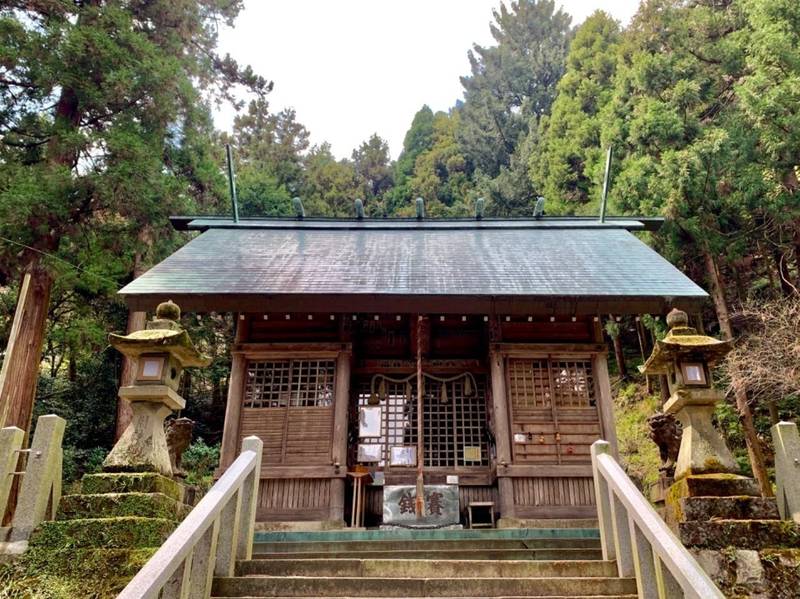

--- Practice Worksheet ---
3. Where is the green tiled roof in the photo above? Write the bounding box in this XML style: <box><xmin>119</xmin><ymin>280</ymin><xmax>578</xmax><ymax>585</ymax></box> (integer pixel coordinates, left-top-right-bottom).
<box><xmin>119</xmin><ymin>219</ymin><xmax>707</xmax><ymax>314</ymax></box>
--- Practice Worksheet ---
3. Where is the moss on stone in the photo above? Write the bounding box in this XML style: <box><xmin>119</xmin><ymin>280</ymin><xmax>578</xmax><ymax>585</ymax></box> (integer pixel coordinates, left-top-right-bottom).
<box><xmin>58</xmin><ymin>492</ymin><xmax>189</xmax><ymax>521</ymax></box>
<box><xmin>679</xmin><ymin>520</ymin><xmax>800</xmax><ymax>550</ymax></box>
<box><xmin>30</xmin><ymin>516</ymin><xmax>175</xmax><ymax>549</ymax></box>
<box><xmin>81</xmin><ymin>472</ymin><xmax>183</xmax><ymax>501</ymax></box>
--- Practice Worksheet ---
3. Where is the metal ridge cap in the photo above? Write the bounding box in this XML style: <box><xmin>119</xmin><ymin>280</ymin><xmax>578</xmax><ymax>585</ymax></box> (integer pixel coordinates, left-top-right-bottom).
<box><xmin>169</xmin><ymin>215</ymin><xmax>662</xmax><ymax>232</ymax></box>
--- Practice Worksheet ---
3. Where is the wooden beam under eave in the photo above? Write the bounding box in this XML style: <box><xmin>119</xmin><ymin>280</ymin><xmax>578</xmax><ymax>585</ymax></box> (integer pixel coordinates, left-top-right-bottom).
<box><xmin>120</xmin><ymin>292</ymin><xmax>706</xmax><ymax>318</ymax></box>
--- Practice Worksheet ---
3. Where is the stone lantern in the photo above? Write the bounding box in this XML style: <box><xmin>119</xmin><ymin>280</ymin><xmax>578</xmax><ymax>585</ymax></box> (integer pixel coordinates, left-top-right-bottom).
<box><xmin>640</xmin><ymin>308</ymin><xmax>736</xmax><ymax>481</ymax></box>
<box><xmin>103</xmin><ymin>301</ymin><xmax>210</xmax><ymax>476</ymax></box>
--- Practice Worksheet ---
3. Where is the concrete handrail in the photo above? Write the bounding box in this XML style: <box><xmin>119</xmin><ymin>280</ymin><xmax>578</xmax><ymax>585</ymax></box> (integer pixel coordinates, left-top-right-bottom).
<box><xmin>772</xmin><ymin>421</ymin><xmax>800</xmax><ymax>523</ymax></box>
<box><xmin>1</xmin><ymin>414</ymin><xmax>65</xmax><ymax>555</ymax></box>
<box><xmin>591</xmin><ymin>440</ymin><xmax>723</xmax><ymax>599</ymax></box>
<box><xmin>118</xmin><ymin>435</ymin><xmax>262</xmax><ymax>599</ymax></box>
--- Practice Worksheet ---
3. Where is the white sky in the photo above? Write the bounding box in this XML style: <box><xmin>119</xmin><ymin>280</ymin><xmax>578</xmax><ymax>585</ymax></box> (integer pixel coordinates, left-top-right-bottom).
<box><xmin>216</xmin><ymin>1</ymin><xmax>640</xmax><ymax>160</ymax></box>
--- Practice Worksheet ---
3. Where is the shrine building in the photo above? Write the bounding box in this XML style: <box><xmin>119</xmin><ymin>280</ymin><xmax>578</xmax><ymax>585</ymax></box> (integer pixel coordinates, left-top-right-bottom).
<box><xmin>119</xmin><ymin>214</ymin><xmax>707</xmax><ymax>526</ymax></box>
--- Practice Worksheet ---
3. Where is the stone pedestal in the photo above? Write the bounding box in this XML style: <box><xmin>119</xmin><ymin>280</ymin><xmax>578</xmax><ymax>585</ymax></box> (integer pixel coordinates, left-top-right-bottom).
<box><xmin>665</xmin><ymin>389</ymin><xmax>738</xmax><ymax>481</ymax></box>
<box><xmin>103</xmin><ymin>386</ymin><xmax>185</xmax><ymax>476</ymax></box>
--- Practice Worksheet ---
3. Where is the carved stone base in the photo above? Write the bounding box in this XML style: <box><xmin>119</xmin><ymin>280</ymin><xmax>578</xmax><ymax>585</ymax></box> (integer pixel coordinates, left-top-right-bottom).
<box><xmin>103</xmin><ymin>401</ymin><xmax>173</xmax><ymax>476</ymax></box>
<box><xmin>665</xmin><ymin>391</ymin><xmax>738</xmax><ymax>480</ymax></box>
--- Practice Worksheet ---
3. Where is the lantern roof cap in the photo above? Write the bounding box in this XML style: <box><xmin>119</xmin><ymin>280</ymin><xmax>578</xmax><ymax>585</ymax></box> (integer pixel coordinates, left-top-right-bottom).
<box><xmin>109</xmin><ymin>300</ymin><xmax>210</xmax><ymax>368</ymax></box>
<box><xmin>640</xmin><ymin>309</ymin><xmax>732</xmax><ymax>374</ymax></box>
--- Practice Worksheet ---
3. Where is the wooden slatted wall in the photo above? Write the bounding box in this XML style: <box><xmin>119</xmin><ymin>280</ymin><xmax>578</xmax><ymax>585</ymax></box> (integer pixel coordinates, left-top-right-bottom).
<box><xmin>256</xmin><ymin>478</ymin><xmax>331</xmax><ymax>521</ymax></box>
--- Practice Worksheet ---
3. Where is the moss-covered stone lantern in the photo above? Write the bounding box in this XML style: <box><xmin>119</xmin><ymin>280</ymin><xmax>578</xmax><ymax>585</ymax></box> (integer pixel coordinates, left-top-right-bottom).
<box><xmin>103</xmin><ymin>300</ymin><xmax>210</xmax><ymax>476</ymax></box>
<box><xmin>641</xmin><ymin>308</ymin><xmax>737</xmax><ymax>480</ymax></box>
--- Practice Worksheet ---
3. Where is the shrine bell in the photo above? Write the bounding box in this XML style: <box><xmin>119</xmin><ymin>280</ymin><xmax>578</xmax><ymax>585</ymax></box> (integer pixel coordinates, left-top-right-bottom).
<box><xmin>103</xmin><ymin>300</ymin><xmax>210</xmax><ymax>476</ymax></box>
<box><xmin>640</xmin><ymin>308</ymin><xmax>736</xmax><ymax>480</ymax></box>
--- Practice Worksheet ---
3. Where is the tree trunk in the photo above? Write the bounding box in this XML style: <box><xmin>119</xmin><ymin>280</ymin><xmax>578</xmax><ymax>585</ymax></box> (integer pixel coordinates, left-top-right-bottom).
<box><xmin>702</xmin><ymin>248</ymin><xmax>773</xmax><ymax>497</ymax></box>
<box><xmin>770</xmin><ymin>245</ymin><xmax>794</xmax><ymax>296</ymax></box>
<box><xmin>611</xmin><ymin>331</ymin><xmax>628</xmax><ymax>380</ymax></box>
<box><xmin>0</xmin><ymin>266</ymin><xmax>53</xmax><ymax>432</ymax></box>
<box><xmin>114</xmin><ymin>309</ymin><xmax>147</xmax><ymax>440</ymax></box>
<box><xmin>115</xmin><ymin>248</ymin><xmax>148</xmax><ymax>441</ymax></box>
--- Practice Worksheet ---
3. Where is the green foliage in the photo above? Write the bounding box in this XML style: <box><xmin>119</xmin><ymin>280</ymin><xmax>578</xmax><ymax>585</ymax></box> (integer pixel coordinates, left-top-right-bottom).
<box><xmin>530</xmin><ymin>11</ymin><xmax>621</xmax><ymax>214</ymax></box>
<box><xmin>458</xmin><ymin>0</ymin><xmax>573</xmax><ymax>178</ymax></box>
<box><xmin>181</xmin><ymin>438</ymin><xmax>220</xmax><ymax>489</ymax></box>
<box><xmin>62</xmin><ymin>447</ymin><xmax>107</xmax><ymax>484</ymax></box>
<box><xmin>614</xmin><ymin>383</ymin><xmax>661</xmax><ymax>490</ymax></box>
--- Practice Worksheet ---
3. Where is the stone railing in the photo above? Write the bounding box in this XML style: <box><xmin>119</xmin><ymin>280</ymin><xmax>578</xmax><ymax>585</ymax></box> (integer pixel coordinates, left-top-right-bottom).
<box><xmin>772</xmin><ymin>420</ymin><xmax>800</xmax><ymax>524</ymax></box>
<box><xmin>591</xmin><ymin>440</ymin><xmax>724</xmax><ymax>598</ymax></box>
<box><xmin>0</xmin><ymin>414</ymin><xmax>65</xmax><ymax>555</ymax></box>
<box><xmin>118</xmin><ymin>436</ymin><xmax>263</xmax><ymax>599</ymax></box>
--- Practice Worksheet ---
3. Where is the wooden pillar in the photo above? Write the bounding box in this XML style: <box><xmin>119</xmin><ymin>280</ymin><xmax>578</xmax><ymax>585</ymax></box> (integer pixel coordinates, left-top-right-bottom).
<box><xmin>489</xmin><ymin>347</ymin><xmax>514</xmax><ymax>518</ymax></box>
<box><xmin>114</xmin><ymin>309</ymin><xmax>147</xmax><ymax>440</ymax></box>
<box><xmin>330</xmin><ymin>346</ymin><xmax>351</xmax><ymax>522</ymax></box>
<box><xmin>593</xmin><ymin>352</ymin><xmax>619</xmax><ymax>458</ymax></box>
<box><xmin>219</xmin><ymin>317</ymin><xmax>247</xmax><ymax>470</ymax></box>
<box><xmin>0</xmin><ymin>268</ymin><xmax>52</xmax><ymax>432</ymax></box>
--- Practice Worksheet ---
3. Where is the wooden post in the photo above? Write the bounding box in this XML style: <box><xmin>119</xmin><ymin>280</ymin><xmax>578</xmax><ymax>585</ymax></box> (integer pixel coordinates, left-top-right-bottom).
<box><xmin>0</xmin><ymin>268</ymin><xmax>53</xmax><ymax>432</ymax></box>
<box><xmin>593</xmin><ymin>353</ymin><xmax>619</xmax><ymax>457</ymax></box>
<box><xmin>330</xmin><ymin>347</ymin><xmax>351</xmax><ymax>522</ymax></box>
<box><xmin>115</xmin><ymin>308</ymin><xmax>148</xmax><ymax>440</ymax></box>
<box><xmin>415</xmin><ymin>316</ymin><xmax>425</xmax><ymax>517</ymax></box>
<box><xmin>489</xmin><ymin>347</ymin><xmax>514</xmax><ymax>518</ymax></box>
<box><xmin>219</xmin><ymin>318</ymin><xmax>247</xmax><ymax>470</ymax></box>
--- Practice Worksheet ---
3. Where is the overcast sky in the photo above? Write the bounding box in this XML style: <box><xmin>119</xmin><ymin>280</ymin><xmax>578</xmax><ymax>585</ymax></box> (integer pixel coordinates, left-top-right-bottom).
<box><xmin>216</xmin><ymin>1</ymin><xmax>640</xmax><ymax>160</ymax></box>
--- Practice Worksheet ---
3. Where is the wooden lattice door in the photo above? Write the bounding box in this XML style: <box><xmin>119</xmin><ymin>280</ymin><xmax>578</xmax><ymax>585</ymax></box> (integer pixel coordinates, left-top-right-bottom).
<box><xmin>506</xmin><ymin>357</ymin><xmax>601</xmax><ymax>464</ymax></box>
<box><xmin>240</xmin><ymin>358</ymin><xmax>336</xmax><ymax>465</ymax></box>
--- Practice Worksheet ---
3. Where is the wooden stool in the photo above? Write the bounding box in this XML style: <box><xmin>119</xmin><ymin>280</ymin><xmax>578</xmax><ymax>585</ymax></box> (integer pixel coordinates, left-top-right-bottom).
<box><xmin>468</xmin><ymin>501</ymin><xmax>495</xmax><ymax>528</ymax></box>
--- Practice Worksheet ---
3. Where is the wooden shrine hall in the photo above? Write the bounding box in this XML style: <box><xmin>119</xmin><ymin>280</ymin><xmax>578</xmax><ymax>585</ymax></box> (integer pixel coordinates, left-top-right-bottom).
<box><xmin>119</xmin><ymin>215</ymin><xmax>707</xmax><ymax>526</ymax></box>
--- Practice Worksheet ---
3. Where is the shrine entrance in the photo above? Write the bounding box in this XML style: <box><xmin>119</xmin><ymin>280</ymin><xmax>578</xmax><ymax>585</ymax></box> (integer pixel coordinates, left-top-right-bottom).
<box><xmin>355</xmin><ymin>372</ymin><xmax>490</xmax><ymax>472</ymax></box>
<box><xmin>353</xmin><ymin>370</ymin><xmax>493</xmax><ymax>527</ymax></box>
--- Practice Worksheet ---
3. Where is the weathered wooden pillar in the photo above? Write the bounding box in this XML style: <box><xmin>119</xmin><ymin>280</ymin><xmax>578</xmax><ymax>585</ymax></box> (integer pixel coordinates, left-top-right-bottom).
<box><xmin>0</xmin><ymin>268</ymin><xmax>52</xmax><ymax>432</ymax></box>
<box><xmin>219</xmin><ymin>317</ymin><xmax>247</xmax><ymax>470</ymax></box>
<box><xmin>593</xmin><ymin>352</ymin><xmax>619</xmax><ymax>458</ymax></box>
<box><xmin>489</xmin><ymin>347</ymin><xmax>514</xmax><ymax>518</ymax></box>
<box><xmin>330</xmin><ymin>346</ymin><xmax>351</xmax><ymax>522</ymax></box>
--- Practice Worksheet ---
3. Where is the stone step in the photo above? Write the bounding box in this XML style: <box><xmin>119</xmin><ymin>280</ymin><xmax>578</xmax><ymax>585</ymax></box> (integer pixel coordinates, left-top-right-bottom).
<box><xmin>30</xmin><ymin>516</ymin><xmax>176</xmax><ymax>550</ymax></box>
<box><xmin>212</xmin><ymin>576</ymin><xmax>638</xmax><ymax>597</ymax></box>
<box><xmin>254</xmin><ymin>527</ymin><xmax>599</xmax><ymax>543</ymax></box>
<box><xmin>252</xmin><ymin>548</ymin><xmax>603</xmax><ymax>561</ymax></box>
<box><xmin>680</xmin><ymin>496</ymin><xmax>780</xmax><ymax>521</ymax></box>
<box><xmin>81</xmin><ymin>472</ymin><xmax>184</xmax><ymax>501</ymax></box>
<box><xmin>57</xmin><ymin>492</ymin><xmax>191</xmax><ymax>521</ymax></box>
<box><xmin>238</xmin><ymin>558</ymin><xmax>618</xmax><ymax>578</ymax></box>
<box><xmin>253</xmin><ymin>538</ymin><xmax>600</xmax><ymax>554</ymax></box>
<box><xmin>668</xmin><ymin>474</ymin><xmax>759</xmax><ymax>499</ymax></box>
<box><xmin>679</xmin><ymin>519</ymin><xmax>800</xmax><ymax>549</ymax></box>
<box><xmin>213</xmin><ymin>596</ymin><xmax>638</xmax><ymax>599</ymax></box>
<box><xmin>18</xmin><ymin>546</ymin><xmax>156</xmax><ymax>578</ymax></box>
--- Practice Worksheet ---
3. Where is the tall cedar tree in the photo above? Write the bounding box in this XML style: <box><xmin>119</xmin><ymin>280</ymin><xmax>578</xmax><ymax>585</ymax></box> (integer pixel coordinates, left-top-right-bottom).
<box><xmin>0</xmin><ymin>1</ymin><xmax>269</xmax><ymax>432</ymax></box>
<box><xmin>529</xmin><ymin>11</ymin><xmax>621</xmax><ymax>214</ymax></box>
<box><xmin>458</xmin><ymin>0</ymin><xmax>572</xmax><ymax>181</ymax></box>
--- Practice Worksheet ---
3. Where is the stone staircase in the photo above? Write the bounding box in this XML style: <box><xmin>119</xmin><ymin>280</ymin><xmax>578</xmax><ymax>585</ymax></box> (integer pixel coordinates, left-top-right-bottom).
<box><xmin>211</xmin><ymin>528</ymin><xmax>637</xmax><ymax>598</ymax></box>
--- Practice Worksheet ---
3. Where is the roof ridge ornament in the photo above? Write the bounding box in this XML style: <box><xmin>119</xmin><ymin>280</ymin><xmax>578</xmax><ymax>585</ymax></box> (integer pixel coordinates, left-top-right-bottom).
<box><xmin>533</xmin><ymin>196</ymin><xmax>545</xmax><ymax>219</ymax></box>
<box><xmin>475</xmin><ymin>197</ymin><xmax>485</xmax><ymax>220</ymax></box>
<box><xmin>355</xmin><ymin>198</ymin><xmax>365</xmax><ymax>220</ymax></box>
<box><xmin>292</xmin><ymin>197</ymin><xmax>305</xmax><ymax>220</ymax></box>
<box><xmin>415</xmin><ymin>197</ymin><xmax>425</xmax><ymax>220</ymax></box>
